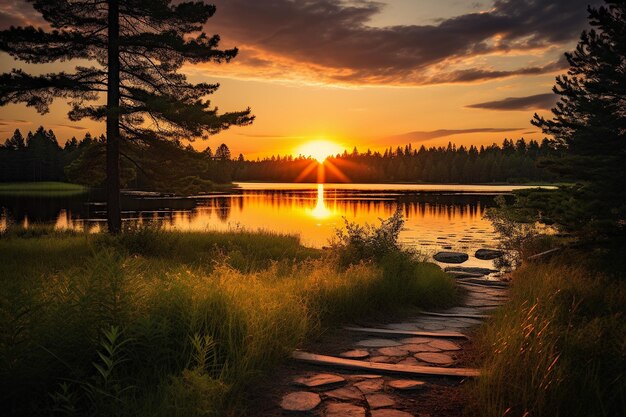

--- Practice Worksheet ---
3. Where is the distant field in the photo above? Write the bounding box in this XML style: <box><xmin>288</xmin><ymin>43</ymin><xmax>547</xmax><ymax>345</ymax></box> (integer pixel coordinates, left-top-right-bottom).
<box><xmin>0</xmin><ymin>181</ymin><xmax>87</xmax><ymax>196</ymax></box>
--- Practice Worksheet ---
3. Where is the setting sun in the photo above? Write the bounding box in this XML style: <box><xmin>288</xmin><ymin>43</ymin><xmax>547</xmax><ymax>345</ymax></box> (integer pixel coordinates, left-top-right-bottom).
<box><xmin>296</xmin><ymin>140</ymin><xmax>344</xmax><ymax>163</ymax></box>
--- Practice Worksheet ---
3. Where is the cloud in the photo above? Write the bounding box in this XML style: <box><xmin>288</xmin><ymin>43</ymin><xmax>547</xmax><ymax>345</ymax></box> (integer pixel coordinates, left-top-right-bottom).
<box><xmin>0</xmin><ymin>118</ymin><xmax>31</xmax><ymax>126</ymax></box>
<box><xmin>203</xmin><ymin>0</ymin><xmax>597</xmax><ymax>85</ymax></box>
<box><xmin>387</xmin><ymin>127</ymin><xmax>526</xmax><ymax>142</ymax></box>
<box><xmin>236</xmin><ymin>133</ymin><xmax>304</xmax><ymax>139</ymax></box>
<box><xmin>467</xmin><ymin>93</ymin><xmax>558</xmax><ymax>110</ymax></box>
<box><xmin>1</xmin><ymin>0</ymin><xmax>598</xmax><ymax>86</ymax></box>
<box><xmin>51</xmin><ymin>124</ymin><xmax>87</xmax><ymax>130</ymax></box>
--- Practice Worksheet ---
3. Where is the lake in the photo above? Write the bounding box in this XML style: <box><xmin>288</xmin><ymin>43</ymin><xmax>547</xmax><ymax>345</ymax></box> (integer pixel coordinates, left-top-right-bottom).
<box><xmin>0</xmin><ymin>182</ymin><xmax>541</xmax><ymax>262</ymax></box>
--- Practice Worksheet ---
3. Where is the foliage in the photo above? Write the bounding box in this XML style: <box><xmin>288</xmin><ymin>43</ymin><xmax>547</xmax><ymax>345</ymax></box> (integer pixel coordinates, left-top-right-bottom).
<box><xmin>330</xmin><ymin>209</ymin><xmax>405</xmax><ymax>266</ymax></box>
<box><xmin>472</xmin><ymin>257</ymin><xmax>626</xmax><ymax>417</ymax></box>
<box><xmin>0</xmin><ymin>229</ymin><xmax>456</xmax><ymax>416</ymax></box>
<box><xmin>530</xmin><ymin>0</ymin><xmax>626</xmax><ymax>239</ymax></box>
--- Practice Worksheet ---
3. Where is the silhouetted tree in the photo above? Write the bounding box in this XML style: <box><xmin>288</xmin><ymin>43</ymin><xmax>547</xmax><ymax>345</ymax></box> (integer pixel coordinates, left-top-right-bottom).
<box><xmin>215</xmin><ymin>143</ymin><xmax>231</xmax><ymax>160</ymax></box>
<box><xmin>0</xmin><ymin>0</ymin><xmax>253</xmax><ymax>232</ymax></box>
<box><xmin>530</xmin><ymin>0</ymin><xmax>625</xmax><ymax>238</ymax></box>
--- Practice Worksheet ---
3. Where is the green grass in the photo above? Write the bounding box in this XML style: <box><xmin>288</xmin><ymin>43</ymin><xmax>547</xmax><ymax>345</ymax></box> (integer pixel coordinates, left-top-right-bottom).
<box><xmin>0</xmin><ymin>181</ymin><xmax>88</xmax><ymax>196</ymax></box>
<box><xmin>0</xmin><ymin>228</ymin><xmax>456</xmax><ymax>417</ymax></box>
<box><xmin>471</xmin><ymin>256</ymin><xmax>626</xmax><ymax>417</ymax></box>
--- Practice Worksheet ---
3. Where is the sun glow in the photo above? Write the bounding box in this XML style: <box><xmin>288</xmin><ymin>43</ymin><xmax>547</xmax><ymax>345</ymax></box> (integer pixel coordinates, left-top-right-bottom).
<box><xmin>296</xmin><ymin>140</ymin><xmax>343</xmax><ymax>163</ymax></box>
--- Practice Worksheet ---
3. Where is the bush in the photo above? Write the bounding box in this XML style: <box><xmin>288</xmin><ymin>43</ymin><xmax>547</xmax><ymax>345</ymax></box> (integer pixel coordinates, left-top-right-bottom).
<box><xmin>330</xmin><ymin>209</ymin><xmax>405</xmax><ymax>266</ymax></box>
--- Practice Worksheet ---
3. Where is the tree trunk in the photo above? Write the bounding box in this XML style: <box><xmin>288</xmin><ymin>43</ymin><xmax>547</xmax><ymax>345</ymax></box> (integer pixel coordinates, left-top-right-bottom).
<box><xmin>106</xmin><ymin>0</ymin><xmax>121</xmax><ymax>233</ymax></box>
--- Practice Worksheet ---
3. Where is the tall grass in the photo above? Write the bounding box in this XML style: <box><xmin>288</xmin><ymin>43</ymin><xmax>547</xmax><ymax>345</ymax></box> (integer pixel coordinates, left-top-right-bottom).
<box><xmin>472</xmin><ymin>257</ymin><xmax>626</xmax><ymax>417</ymax></box>
<box><xmin>0</xmin><ymin>227</ymin><xmax>455</xmax><ymax>416</ymax></box>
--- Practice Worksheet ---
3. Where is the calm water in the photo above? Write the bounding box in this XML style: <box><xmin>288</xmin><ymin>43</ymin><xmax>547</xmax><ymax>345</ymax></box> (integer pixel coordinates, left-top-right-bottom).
<box><xmin>0</xmin><ymin>183</ymin><xmax>543</xmax><ymax>262</ymax></box>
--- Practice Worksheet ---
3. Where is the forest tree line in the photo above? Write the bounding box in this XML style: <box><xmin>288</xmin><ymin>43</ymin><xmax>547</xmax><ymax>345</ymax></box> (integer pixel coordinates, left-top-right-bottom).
<box><xmin>1</xmin><ymin>126</ymin><xmax>558</xmax><ymax>190</ymax></box>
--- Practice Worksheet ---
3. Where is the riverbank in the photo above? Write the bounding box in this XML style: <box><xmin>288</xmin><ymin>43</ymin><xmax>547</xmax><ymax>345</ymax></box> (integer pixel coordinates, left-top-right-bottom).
<box><xmin>0</xmin><ymin>228</ymin><xmax>457</xmax><ymax>417</ymax></box>
<box><xmin>0</xmin><ymin>181</ymin><xmax>87</xmax><ymax>196</ymax></box>
<box><xmin>471</xmin><ymin>251</ymin><xmax>626</xmax><ymax>417</ymax></box>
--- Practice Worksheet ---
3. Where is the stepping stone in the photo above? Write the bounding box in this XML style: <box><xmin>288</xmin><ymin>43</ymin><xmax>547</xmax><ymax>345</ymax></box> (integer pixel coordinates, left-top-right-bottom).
<box><xmin>414</xmin><ymin>352</ymin><xmax>455</xmax><ymax>366</ymax></box>
<box><xmin>434</xmin><ymin>251</ymin><xmax>469</xmax><ymax>264</ymax></box>
<box><xmin>396</xmin><ymin>357</ymin><xmax>420</xmax><ymax>366</ymax></box>
<box><xmin>340</xmin><ymin>349</ymin><xmax>370</xmax><ymax>359</ymax></box>
<box><xmin>371</xmin><ymin>410</ymin><xmax>414</xmax><ymax>417</ymax></box>
<box><xmin>325</xmin><ymin>402</ymin><xmax>366</xmax><ymax>417</ymax></box>
<box><xmin>350</xmin><ymin>374</ymin><xmax>383</xmax><ymax>380</ymax></box>
<box><xmin>325</xmin><ymin>386</ymin><xmax>364</xmax><ymax>402</ymax></box>
<box><xmin>387</xmin><ymin>380</ymin><xmax>426</xmax><ymax>391</ymax></box>
<box><xmin>428</xmin><ymin>340</ymin><xmax>461</xmax><ymax>351</ymax></box>
<box><xmin>354</xmin><ymin>378</ymin><xmax>385</xmax><ymax>393</ymax></box>
<box><xmin>475</xmin><ymin>249</ymin><xmax>504</xmax><ymax>260</ymax></box>
<box><xmin>366</xmin><ymin>393</ymin><xmax>396</xmax><ymax>409</ymax></box>
<box><xmin>294</xmin><ymin>373</ymin><xmax>345</xmax><ymax>388</ymax></box>
<box><xmin>280</xmin><ymin>391</ymin><xmax>321</xmax><ymax>412</ymax></box>
<box><xmin>402</xmin><ymin>343</ymin><xmax>441</xmax><ymax>353</ymax></box>
<box><xmin>377</xmin><ymin>346</ymin><xmax>410</xmax><ymax>357</ymax></box>
<box><xmin>447</xmin><ymin>271</ymin><xmax>485</xmax><ymax>279</ymax></box>
<box><xmin>356</xmin><ymin>338</ymin><xmax>402</xmax><ymax>348</ymax></box>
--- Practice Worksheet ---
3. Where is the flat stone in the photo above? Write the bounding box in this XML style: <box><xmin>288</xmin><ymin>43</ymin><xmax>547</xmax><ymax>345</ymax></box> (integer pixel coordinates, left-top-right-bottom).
<box><xmin>356</xmin><ymin>339</ymin><xmax>402</xmax><ymax>348</ymax></box>
<box><xmin>325</xmin><ymin>386</ymin><xmax>364</xmax><ymax>402</ymax></box>
<box><xmin>446</xmin><ymin>271</ymin><xmax>485</xmax><ymax>279</ymax></box>
<box><xmin>354</xmin><ymin>378</ymin><xmax>385</xmax><ymax>393</ymax></box>
<box><xmin>366</xmin><ymin>393</ymin><xmax>396</xmax><ymax>409</ymax></box>
<box><xmin>371</xmin><ymin>410</ymin><xmax>414</xmax><ymax>417</ymax></box>
<box><xmin>396</xmin><ymin>357</ymin><xmax>420</xmax><ymax>366</ymax></box>
<box><xmin>403</xmin><ymin>344</ymin><xmax>441</xmax><ymax>353</ymax></box>
<box><xmin>377</xmin><ymin>346</ymin><xmax>410</xmax><ymax>357</ymax></box>
<box><xmin>433</xmin><ymin>251</ymin><xmax>469</xmax><ymax>264</ymax></box>
<box><xmin>280</xmin><ymin>391</ymin><xmax>321</xmax><ymax>412</ymax></box>
<box><xmin>475</xmin><ymin>249</ymin><xmax>504</xmax><ymax>260</ymax></box>
<box><xmin>325</xmin><ymin>402</ymin><xmax>366</xmax><ymax>417</ymax></box>
<box><xmin>414</xmin><ymin>352</ymin><xmax>455</xmax><ymax>366</ymax></box>
<box><xmin>428</xmin><ymin>340</ymin><xmax>462</xmax><ymax>351</ymax></box>
<box><xmin>340</xmin><ymin>349</ymin><xmax>370</xmax><ymax>359</ymax></box>
<box><xmin>350</xmin><ymin>374</ymin><xmax>383</xmax><ymax>380</ymax></box>
<box><xmin>294</xmin><ymin>373</ymin><xmax>345</xmax><ymax>388</ymax></box>
<box><xmin>387</xmin><ymin>379</ymin><xmax>426</xmax><ymax>391</ymax></box>
<box><xmin>402</xmin><ymin>343</ymin><xmax>440</xmax><ymax>353</ymax></box>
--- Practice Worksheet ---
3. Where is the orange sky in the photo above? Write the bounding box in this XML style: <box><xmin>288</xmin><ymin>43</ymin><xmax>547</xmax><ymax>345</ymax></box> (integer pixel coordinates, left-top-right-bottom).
<box><xmin>0</xmin><ymin>0</ymin><xmax>594</xmax><ymax>159</ymax></box>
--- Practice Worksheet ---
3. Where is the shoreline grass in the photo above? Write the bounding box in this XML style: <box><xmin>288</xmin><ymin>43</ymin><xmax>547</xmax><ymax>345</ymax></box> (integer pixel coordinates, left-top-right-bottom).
<box><xmin>0</xmin><ymin>228</ymin><xmax>457</xmax><ymax>417</ymax></box>
<box><xmin>0</xmin><ymin>181</ymin><xmax>88</xmax><ymax>197</ymax></box>
<box><xmin>471</xmin><ymin>254</ymin><xmax>626</xmax><ymax>417</ymax></box>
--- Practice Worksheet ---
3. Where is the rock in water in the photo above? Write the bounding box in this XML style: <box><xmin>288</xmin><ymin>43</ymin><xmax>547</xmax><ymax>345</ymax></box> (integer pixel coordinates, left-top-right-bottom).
<box><xmin>475</xmin><ymin>249</ymin><xmax>504</xmax><ymax>260</ymax></box>
<box><xmin>280</xmin><ymin>392</ymin><xmax>321</xmax><ymax>412</ymax></box>
<box><xmin>433</xmin><ymin>251</ymin><xmax>469</xmax><ymax>264</ymax></box>
<box><xmin>387</xmin><ymin>379</ymin><xmax>426</xmax><ymax>391</ymax></box>
<box><xmin>444</xmin><ymin>266</ymin><xmax>498</xmax><ymax>275</ymax></box>
<box><xmin>325</xmin><ymin>403</ymin><xmax>366</xmax><ymax>417</ymax></box>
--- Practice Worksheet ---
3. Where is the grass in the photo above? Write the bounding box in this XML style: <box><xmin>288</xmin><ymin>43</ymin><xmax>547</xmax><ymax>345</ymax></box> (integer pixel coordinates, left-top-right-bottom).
<box><xmin>0</xmin><ymin>227</ymin><xmax>456</xmax><ymax>417</ymax></box>
<box><xmin>471</xmin><ymin>254</ymin><xmax>626</xmax><ymax>417</ymax></box>
<box><xmin>0</xmin><ymin>181</ymin><xmax>88</xmax><ymax>196</ymax></box>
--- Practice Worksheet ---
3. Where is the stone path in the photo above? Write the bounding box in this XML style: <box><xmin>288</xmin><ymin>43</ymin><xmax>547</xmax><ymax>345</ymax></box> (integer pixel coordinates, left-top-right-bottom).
<box><xmin>275</xmin><ymin>266</ymin><xmax>510</xmax><ymax>416</ymax></box>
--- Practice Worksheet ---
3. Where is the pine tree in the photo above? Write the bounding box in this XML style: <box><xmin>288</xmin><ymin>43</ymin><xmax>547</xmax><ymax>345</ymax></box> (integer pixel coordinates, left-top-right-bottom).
<box><xmin>531</xmin><ymin>0</ymin><xmax>625</xmax><ymax>238</ymax></box>
<box><xmin>0</xmin><ymin>0</ymin><xmax>253</xmax><ymax>232</ymax></box>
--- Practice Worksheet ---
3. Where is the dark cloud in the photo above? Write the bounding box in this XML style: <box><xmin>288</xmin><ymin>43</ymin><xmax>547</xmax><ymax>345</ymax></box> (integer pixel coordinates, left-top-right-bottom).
<box><xmin>387</xmin><ymin>127</ymin><xmax>526</xmax><ymax>142</ymax></box>
<box><xmin>208</xmin><ymin>0</ymin><xmax>597</xmax><ymax>84</ymax></box>
<box><xmin>52</xmin><ymin>124</ymin><xmax>87</xmax><ymax>130</ymax></box>
<box><xmin>467</xmin><ymin>93</ymin><xmax>558</xmax><ymax>110</ymax></box>
<box><xmin>1</xmin><ymin>0</ymin><xmax>598</xmax><ymax>85</ymax></box>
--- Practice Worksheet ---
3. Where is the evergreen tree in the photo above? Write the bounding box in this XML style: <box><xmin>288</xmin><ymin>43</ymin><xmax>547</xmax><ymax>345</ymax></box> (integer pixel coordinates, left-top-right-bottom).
<box><xmin>0</xmin><ymin>0</ymin><xmax>253</xmax><ymax>232</ymax></box>
<box><xmin>531</xmin><ymin>0</ymin><xmax>625</xmax><ymax>238</ymax></box>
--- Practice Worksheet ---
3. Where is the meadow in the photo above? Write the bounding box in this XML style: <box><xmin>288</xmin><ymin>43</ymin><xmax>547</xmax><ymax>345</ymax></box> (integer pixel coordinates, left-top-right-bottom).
<box><xmin>0</xmin><ymin>225</ymin><xmax>457</xmax><ymax>416</ymax></box>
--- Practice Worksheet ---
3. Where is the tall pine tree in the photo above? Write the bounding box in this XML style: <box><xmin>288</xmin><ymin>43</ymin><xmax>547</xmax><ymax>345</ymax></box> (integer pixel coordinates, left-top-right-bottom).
<box><xmin>0</xmin><ymin>0</ymin><xmax>253</xmax><ymax>232</ymax></box>
<box><xmin>530</xmin><ymin>0</ymin><xmax>625</xmax><ymax>239</ymax></box>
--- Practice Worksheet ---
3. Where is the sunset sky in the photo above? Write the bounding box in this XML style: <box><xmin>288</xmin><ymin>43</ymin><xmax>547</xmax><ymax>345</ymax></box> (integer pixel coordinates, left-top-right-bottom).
<box><xmin>0</xmin><ymin>0</ymin><xmax>597</xmax><ymax>159</ymax></box>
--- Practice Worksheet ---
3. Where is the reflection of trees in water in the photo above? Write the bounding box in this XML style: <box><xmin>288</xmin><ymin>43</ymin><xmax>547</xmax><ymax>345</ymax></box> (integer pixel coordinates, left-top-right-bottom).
<box><xmin>239</xmin><ymin>190</ymin><xmax>493</xmax><ymax>220</ymax></box>
<box><xmin>212</xmin><ymin>197</ymin><xmax>231</xmax><ymax>222</ymax></box>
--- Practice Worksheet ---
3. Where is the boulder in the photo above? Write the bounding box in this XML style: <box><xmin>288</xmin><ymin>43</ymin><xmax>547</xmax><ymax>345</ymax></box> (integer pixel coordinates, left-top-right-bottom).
<box><xmin>433</xmin><ymin>251</ymin><xmax>469</xmax><ymax>264</ymax></box>
<box><xmin>475</xmin><ymin>249</ymin><xmax>504</xmax><ymax>260</ymax></box>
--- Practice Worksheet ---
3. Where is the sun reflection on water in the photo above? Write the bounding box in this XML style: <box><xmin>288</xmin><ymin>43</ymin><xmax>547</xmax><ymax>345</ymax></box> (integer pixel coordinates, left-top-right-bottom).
<box><xmin>309</xmin><ymin>184</ymin><xmax>333</xmax><ymax>219</ymax></box>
